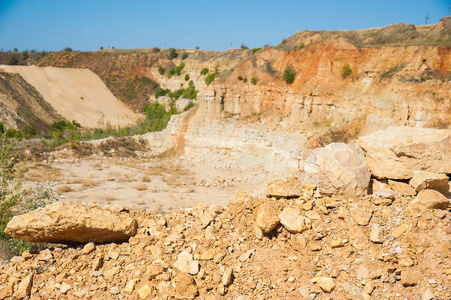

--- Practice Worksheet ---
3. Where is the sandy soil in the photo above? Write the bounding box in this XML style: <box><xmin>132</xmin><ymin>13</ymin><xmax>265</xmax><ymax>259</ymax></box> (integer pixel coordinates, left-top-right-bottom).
<box><xmin>0</xmin><ymin>65</ymin><xmax>139</xmax><ymax>128</ymax></box>
<box><xmin>23</xmin><ymin>153</ymin><xmax>283</xmax><ymax>213</ymax></box>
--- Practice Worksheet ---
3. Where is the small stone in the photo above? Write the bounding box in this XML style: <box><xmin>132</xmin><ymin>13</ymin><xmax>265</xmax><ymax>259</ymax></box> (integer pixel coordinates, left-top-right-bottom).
<box><xmin>254</xmin><ymin>225</ymin><xmax>264</xmax><ymax>240</ymax></box>
<box><xmin>279</xmin><ymin>207</ymin><xmax>307</xmax><ymax>233</ymax></box>
<box><xmin>138</xmin><ymin>284</ymin><xmax>152</xmax><ymax>299</ymax></box>
<box><xmin>189</xmin><ymin>261</ymin><xmax>199</xmax><ymax>275</ymax></box>
<box><xmin>222</xmin><ymin>267</ymin><xmax>233</xmax><ymax>286</ymax></box>
<box><xmin>92</xmin><ymin>270</ymin><xmax>102</xmax><ymax>277</ymax></box>
<box><xmin>331</xmin><ymin>238</ymin><xmax>345</xmax><ymax>248</ymax></box>
<box><xmin>408</xmin><ymin>189</ymin><xmax>450</xmax><ymax>213</ymax></box>
<box><xmin>218</xmin><ymin>284</ymin><xmax>226</xmax><ymax>296</ymax></box>
<box><xmin>256</xmin><ymin>203</ymin><xmax>280</xmax><ymax>234</ymax></box>
<box><xmin>422</xmin><ymin>288</ymin><xmax>435</xmax><ymax>300</ymax></box>
<box><xmin>173</xmin><ymin>272</ymin><xmax>198</xmax><ymax>300</ymax></box>
<box><xmin>239</xmin><ymin>249</ymin><xmax>255</xmax><ymax>262</ymax></box>
<box><xmin>370</xmin><ymin>223</ymin><xmax>384</xmax><ymax>243</ymax></box>
<box><xmin>288</xmin><ymin>276</ymin><xmax>295</xmax><ymax>283</ymax></box>
<box><xmin>200</xmin><ymin>249</ymin><xmax>216</xmax><ymax>260</ymax></box>
<box><xmin>392</xmin><ymin>223</ymin><xmax>410</xmax><ymax>238</ymax></box>
<box><xmin>0</xmin><ymin>280</ymin><xmax>15</xmax><ymax>299</ymax></box>
<box><xmin>60</xmin><ymin>282</ymin><xmax>71</xmax><ymax>294</ymax></box>
<box><xmin>145</xmin><ymin>264</ymin><xmax>164</xmax><ymax>280</ymax></box>
<box><xmin>388</xmin><ymin>180</ymin><xmax>416</xmax><ymax>196</ymax></box>
<box><xmin>263</xmin><ymin>178</ymin><xmax>301</xmax><ymax>198</ymax></box>
<box><xmin>174</xmin><ymin>250</ymin><xmax>194</xmax><ymax>273</ymax></box>
<box><xmin>125</xmin><ymin>279</ymin><xmax>138</xmax><ymax>293</ymax></box>
<box><xmin>82</xmin><ymin>242</ymin><xmax>96</xmax><ymax>255</ymax></box>
<box><xmin>401</xmin><ymin>270</ymin><xmax>423</xmax><ymax>287</ymax></box>
<box><xmin>37</xmin><ymin>249</ymin><xmax>53</xmax><ymax>261</ymax></box>
<box><xmin>110</xmin><ymin>286</ymin><xmax>120</xmax><ymax>295</ymax></box>
<box><xmin>92</xmin><ymin>257</ymin><xmax>103</xmax><ymax>271</ymax></box>
<box><xmin>363</xmin><ymin>281</ymin><xmax>375</xmax><ymax>295</ymax></box>
<box><xmin>313</xmin><ymin>277</ymin><xmax>335</xmax><ymax>293</ymax></box>
<box><xmin>350</xmin><ymin>207</ymin><xmax>373</xmax><ymax>226</ymax></box>
<box><xmin>342</xmin><ymin>283</ymin><xmax>363</xmax><ymax>299</ymax></box>
<box><xmin>21</xmin><ymin>250</ymin><xmax>32</xmax><ymax>260</ymax></box>
<box><xmin>108</xmin><ymin>249</ymin><xmax>119</xmax><ymax>260</ymax></box>
<box><xmin>12</xmin><ymin>274</ymin><xmax>33</xmax><ymax>299</ymax></box>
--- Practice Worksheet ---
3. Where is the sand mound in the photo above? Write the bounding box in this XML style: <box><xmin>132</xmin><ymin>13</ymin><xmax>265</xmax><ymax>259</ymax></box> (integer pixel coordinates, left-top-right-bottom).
<box><xmin>0</xmin><ymin>65</ymin><xmax>139</xmax><ymax>128</ymax></box>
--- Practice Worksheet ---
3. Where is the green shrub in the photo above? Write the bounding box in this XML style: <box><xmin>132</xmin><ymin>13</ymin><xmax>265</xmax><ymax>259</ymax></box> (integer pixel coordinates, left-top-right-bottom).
<box><xmin>204</xmin><ymin>73</ymin><xmax>217</xmax><ymax>85</ymax></box>
<box><xmin>158</xmin><ymin>66</ymin><xmax>165</xmax><ymax>75</ymax></box>
<box><xmin>283</xmin><ymin>64</ymin><xmax>296</xmax><ymax>84</ymax></box>
<box><xmin>241</xmin><ymin>44</ymin><xmax>249</xmax><ymax>50</ymax></box>
<box><xmin>18</xmin><ymin>61</ymin><xmax>27</xmax><ymax>66</ymax></box>
<box><xmin>6</xmin><ymin>57</ymin><xmax>18</xmax><ymax>65</ymax></box>
<box><xmin>63</xmin><ymin>47</ymin><xmax>73</xmax><ymax>52</ymax></box>
<box><xmin>341</xmin><ymin>64</ymin><xmax>352</xmax><ymax>79</ymax></box>
<box><xmin>20</xmin><ymin>51</ymin><xmax>28</xmax><ymax>61</ymax></box>
<box><xmin>152</xmin><ymin>47</ymin><xmax>161</xmax><ymax>53</ymax></box>
<box><xmin>100</xmin><ymin>46</ymin><xmax>104</xmax><ymax>50</ymax></box>
<box><xmin>243</xmin><ymin>77</ymin><xmax>248</xmax><ymax>83</ymax></box>
<box><xmin>252</xmin><ymin>48</ymin><xmax>261</xmax><ymax>54</ymax></box>
<box><xmin>168</xmin><ymin>48</ymin><xmax>178</xmax><ymax>59</ymax></box>
<box><xmin>184</xmin><ymin>101</ymin><xmax>196</xmax><ymax>111</ymax></box>
<box><xmin>250</xmin><ymin>76</ymin><xmax>259</xmax><ymax>85</ymax></box>
<box><xmin>237</xmin><ymin>75</ymin><xmax>243</xmax><ymax>81</ymax></box>
<box><xmin>155</xmin><ymin>88</ymin><xmax>170</xmax><ymax>98</ymax></box>
<box><xmin>200</xmin><ymin>67</ymin><xmax>209</xmax><ymax>76</ymax></box>
<box><xmin>184</xmin><ymin>74</ymin><xmax>190</xmax><ymax>81</ymax></box>
<box><xmin>13</xmin><ymin>48</ymin><xmax>18</xmax><ymax>52</ymax></box>
<box><xmin>181</xmin><ymin>52</ymin><xmax>188</xmax><ymax>60</ymax></box>
<box><xmin>195</xmin><ymin>46</ymin><xmax>200</xmax><ymax>50</ymax></box>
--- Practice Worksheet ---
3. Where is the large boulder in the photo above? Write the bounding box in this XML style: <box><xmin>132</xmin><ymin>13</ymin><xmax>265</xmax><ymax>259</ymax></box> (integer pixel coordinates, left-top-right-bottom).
<box><xmin>358</xmin><ymin>127</ymin><xmax>451</xmax><ymax>180</ymax></box>
<box><xmin>5</xmin><ymin>202</ymin><xmax>138</xmax><ymax>244</ymax></box>
<box><xmin>304</xmin><ymin>143</ymin><xmax>371</xmax><ymax>198</ymax></box>
<box><xmin>409</xmin><ymin>171</ymin><xmax>449</xmax><ymax>196</ymax></box>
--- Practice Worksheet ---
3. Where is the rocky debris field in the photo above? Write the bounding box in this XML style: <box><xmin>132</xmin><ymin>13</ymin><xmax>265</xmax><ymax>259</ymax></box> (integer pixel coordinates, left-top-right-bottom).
<box><xmin>1</xmin><ymin>179</ymin><xmax>450</xmax><ymax>300</ymax></box>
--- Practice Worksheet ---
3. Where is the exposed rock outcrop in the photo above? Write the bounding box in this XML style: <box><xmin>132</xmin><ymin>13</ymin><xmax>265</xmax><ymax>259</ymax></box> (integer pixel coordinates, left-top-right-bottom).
<box><xmin>5</xmin><ymin>202</ymin><xmax>138</xmax><ymax>243</ymax></box>
<box><xmin>359</xmin><ymin>127</ymin><xmax>451</xmax><ymax>180</ymax></box>
<box><xmin>304</xmin><ymin>143</ymin><xmax>371</xmax><ymax>198</ymax></box>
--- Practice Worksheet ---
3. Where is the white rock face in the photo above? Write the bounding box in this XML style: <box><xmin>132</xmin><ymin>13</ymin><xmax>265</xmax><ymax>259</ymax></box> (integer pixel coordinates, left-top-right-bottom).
<box><xmin>304</xmin><ymin>143</ymin><xmax>371</xmax><ymax>198</ymax></box>
<box><xmin>358</xmin><ymin>127</ymin><xmax>451</xmax><ymax>180</ymax></box>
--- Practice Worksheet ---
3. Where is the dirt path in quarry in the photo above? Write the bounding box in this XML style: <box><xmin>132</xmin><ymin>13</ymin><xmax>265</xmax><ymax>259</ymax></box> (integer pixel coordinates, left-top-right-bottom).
<box><xmin>0</xmin><ymin>65</ymin><xmax>139</xmax><ymax>128</ymax></box>
<box><xmin>22</xmin><ymin>151</ymin><xmax>284</xmax><ymax>213</ymax></box>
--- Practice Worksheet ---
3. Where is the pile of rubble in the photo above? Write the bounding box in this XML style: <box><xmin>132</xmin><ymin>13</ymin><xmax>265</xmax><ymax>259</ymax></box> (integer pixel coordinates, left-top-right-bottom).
<box><xmin>1</xmin><ymin>176</ymin><xmax>450</xmax><ymax>299</ymax></box>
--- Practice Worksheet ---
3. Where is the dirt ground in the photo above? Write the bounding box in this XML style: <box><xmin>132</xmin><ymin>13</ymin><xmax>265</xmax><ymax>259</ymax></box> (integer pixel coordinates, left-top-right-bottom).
<box><xmin>23</xmin><ymin>151</ymin><xmax>283</xmax><ymax>214</ymax></box>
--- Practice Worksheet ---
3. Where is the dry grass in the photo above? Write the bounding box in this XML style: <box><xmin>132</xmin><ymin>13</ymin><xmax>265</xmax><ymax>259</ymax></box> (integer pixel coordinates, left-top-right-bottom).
<box><xmin>141</xmin><ymin>175</ymin><xmax>151</xmax><ymax>182</ymax></box>
<box><xmin>82</xmin><ymin>179</ymin><xmax>101</xmax><ymax>188</ymax></box>
<box><xmin>104</xmin><ymin>195</ymin><xmax>116</xmax><ymax>202</ymax></box>
<box><xmin>135</xmin><ymin>183</ymin><xmax>147</xmax><ymax>191</ymax></box>
<box><xmin>57</xmin><ymin>185</ymin><xmax>73</xmax><ymax>193</ymax></box>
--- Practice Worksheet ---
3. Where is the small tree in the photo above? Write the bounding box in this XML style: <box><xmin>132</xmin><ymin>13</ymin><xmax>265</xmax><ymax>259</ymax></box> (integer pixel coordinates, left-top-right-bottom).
<box><xmin>152</xmin><ymin>47</ymin><xmax>160</xmax><ymax>53</ymax></box>
<box><xmin>63</xmin><ymin>47</ymin><xmax>73</xmax><ymax>52</ymax></box>
<box><xmin>6</xmin><ymin>57</ymin><xmax>18</xmax><ymax>65</ymax></box>
<box><xmin>200</xmin><ymin>67</ymin><xmax>209</xmax><ymax>76</ymax></box>
<box><xmin>168</xmin><ymin>48</ymin><xmax>178</xmax><ymax>59</ymax></box>
<box><xmin>181</xmin><ymin>52</ymin><xmax>188</xmax><ymax>60</ymax></box>
<box><xmin>283</xmin><ymin>64</ymin><xmax>296</xmax><ymax>84</ymax></box>
<box><xmin>184</xmin><ymin>74</ymin><xmax>190</xmax><ymax>81</ymax></box>
<box><xmin>241</xmin><ymin>44</ymin><xmax>249</xmax><ymax>50</ymax></box>
<box><xmin>250</xmin><ymin>76</ymin><xmax>259</xmax><ymax>85</ymax></box>
<box><xmin>341</xmin><ymin>64</ymin><xmax>352</xmax><ymax>79</ymax></box>
<box><xmin>158</xmin><ymin>66</ymin><xmax>165</xmax><ymax>75</ymax></box>
<box><xmin>100</xmin><ymin>46</ymin><xmax>104</xmax><ymax>50</ymax></box>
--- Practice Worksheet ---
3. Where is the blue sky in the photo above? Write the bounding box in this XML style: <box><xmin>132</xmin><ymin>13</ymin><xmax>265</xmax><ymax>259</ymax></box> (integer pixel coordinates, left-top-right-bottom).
<box><xmin>0</xmin><ymin>0</ymin><xmax>449</xmax><ymax>52</ymax></box>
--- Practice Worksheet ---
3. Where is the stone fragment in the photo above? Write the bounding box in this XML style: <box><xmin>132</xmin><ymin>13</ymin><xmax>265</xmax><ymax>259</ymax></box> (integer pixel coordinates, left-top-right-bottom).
<box><xmin>145</xmin><ymin>264</ymin><xmax>164</xmax><ymax>280</ymax></box>
<box><xmin>60</xmin><ymin>282</ymin><xmax>71</xmax><ymax>294</ymax></box>
<box><xmin>110</xmin><ymin>287</ymin><xmax>120</xmax><ymax>295</ymax></box>
<box><xmin>37</xmin><ymin>249</ymin><xmax>53</xmax><ymax>261</ymax></box>
<box><xmin>279</xmin><ymin>207</ymin><xmax>307</xmax><ymax>233</ymax></box>
<box><xmin>21</xmin><ymin>250</ymin><xmax>32</xmax><ymax>260</ymax></box>
<box><xmin>13</xmin><ymin>275</ymin><xmax>33</xmax><ymax>299</ymax></box>
<box><xmin>358</xmin><ymin>127</ymin><xmax>451</xmax><ymax>179</ymax></box>
<box><xmin>222</xmin><ymin>267</ymin><xmax>233</xmax><ymax>286</ymax></box>
<box><xmin>407</xmin><ymin>189</ymin><xmax>450</xmax><ymax>213</ymax></box>
<box><xmin>331</xmin><ymin>238</ymin><xmax>345</xmax><ymax>248</ymax></box>
<box><xmin>5</xmin><ymin>202</ymin><xmax>138</xmax><ymax>244</ymax></box>
<box><xmin>174</xmin><ymin>250</ymin><xmax>194</xmax><ymax>273</ymax></box>
<box><xmin>200</xmin><ymin>249</ymin><xmax>216</xmax><ymax>260</ymax></box>
<box><xmin>342</xmin><ymin>283</ymin><xmax>363</xmax><ymax>299</ymax></box>
<box><xmin>369</xmin><ymin>223</ymin><xmax>384</xmax><ymax>243</ymax></box>
<box><xmin>82</xmin><ymin>242</ymin><xmax>96</xmax><ymax>255</ymax></box>
<box><xmin>313</xmin><ymin>277</ymin><xmax>335</xmax><ymax>293</ymax></box>
<box><xmin>363</xmin><ymin>282</ymin><xmax>375</xmax><ymax>295</ymax></box>
<box><xmin>239</xmin><ymin>249</ymin><xmax>255</xmax><ymax>262</ymax></box>
<box><xmin>0</xmin><ymin>280</ymin><xmax>14</xmax><ymax>299</ymax></box>
<box><xmin>409</xmin><ymin>171</ymin><xmax>449</xmax><ymax>196</ymax></box>
<box><xmin>125</xmin><ymin>279</ymin><xmax>138</xmax><ymax>293</ymax></box>
<box><xmin>255</xmin><ymin>203</ymin><xmax>280</xmax><ymax>234</ymax></box>
<box><xmin>422</xmin><ymin>288</ymin><xmax>435</xmax><ymax>300</ymax></box>
<box><xmin>189</xmin><ymin>261</ymin><xmax>199</xmax><ymax>275</ymax></box>
<box><xmin>350</xmin><ymin>206</ymin><xmax>373</xmax><ymax>225</ymax></box>
<box><xmin>254</xmin><ymin>225</ymin><xmax>264</xmax><ymax>240</ymax></box>
<box><xmin>263</xmin><ymin>178</ymin><xmax>302</xmax><ymax>198</ymax></box>
<box><xmin>173</xmin><ymin>272</ymin><xmax>198</xmax><ymax>299</ymax></box>
<box><xmin>388</xmin><ymin>180</ymin><xmax>416</xmax><ymax>196</ymax></box>
<box><xmin>92</xmin><ymin>257</ymin><xmax>103</xmax><ymax>271</ymax></box>
<box><xmin>138</xmin><ymin>284</ymin><xmax>151</xmax><ymax>299</ymax></box>
<box><xmin>401</xmin><ymin>270</ymin><xmax>423</xmax><ymax>287</ymax></box>
<box><xmin>304</xmin><ymin>143</ymin><xmax>371</xmax><ymax>198</ymax></box>
<box><xmin>392</xmin><ymin>223</ymin><xmax>410</xmax><ymax>238</ymax></box>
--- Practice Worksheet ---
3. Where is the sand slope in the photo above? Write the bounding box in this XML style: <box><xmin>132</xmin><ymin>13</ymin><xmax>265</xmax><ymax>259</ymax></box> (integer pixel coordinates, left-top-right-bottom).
<box><xmin>0</xmin><ymin>65</ymin><xmax>139</xmax><ymax>128</ymax></box>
